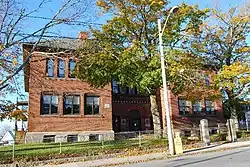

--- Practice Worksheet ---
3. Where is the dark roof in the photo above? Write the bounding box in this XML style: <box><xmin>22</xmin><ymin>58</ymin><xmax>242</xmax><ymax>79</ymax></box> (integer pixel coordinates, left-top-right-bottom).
<box><xmin>23</xmin><ymin>38</ymin><xmax>84</xmax><ymax>50</ymax></box>
<box><xmin>17</xmin><ymin>101</ymin><xmax>28</xmax><ymax>106</ymax></box>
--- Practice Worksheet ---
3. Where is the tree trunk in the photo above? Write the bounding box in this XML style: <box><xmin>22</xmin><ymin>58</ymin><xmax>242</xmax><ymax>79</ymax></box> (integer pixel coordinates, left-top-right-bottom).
<box><xmin>15</xmin><ymin>118</ymin><xmax>17</xmax><ymax>132</ymax></box>
<box><xmin>150</xmin><ymin>94</ymin><xmax>162</xmax><ymax>137</ymax></box>
<box><xmin>224</xmin><ymin>89</ymin><xmax>238</xmax><ymax>142</ymax></box>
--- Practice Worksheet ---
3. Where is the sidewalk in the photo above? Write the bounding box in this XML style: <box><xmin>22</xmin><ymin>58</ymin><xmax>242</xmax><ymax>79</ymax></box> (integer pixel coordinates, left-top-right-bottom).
<box><xmin>42</xmin><ymin>140</ymin><xmax>250</xmax><ymax>167</ymax></box>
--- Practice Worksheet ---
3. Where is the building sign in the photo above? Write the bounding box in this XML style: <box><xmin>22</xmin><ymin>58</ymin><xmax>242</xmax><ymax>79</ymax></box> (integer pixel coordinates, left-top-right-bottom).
<box><xmin>174</xmin><ymin>132</ymin><xmax>183</xmax><ymax>155</ymax></box>
<box><xmin>104</xmin><ymin>103</ymin><xmax>111</xmax><ymax>109</ymax></box>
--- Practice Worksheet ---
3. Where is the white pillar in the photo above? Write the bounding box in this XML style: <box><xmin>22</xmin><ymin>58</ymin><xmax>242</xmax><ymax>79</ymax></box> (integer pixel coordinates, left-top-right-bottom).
<box><xmin>200</xmin><ymin>119</ymin><xmax>210</xmax><ymax>146</ymax></box>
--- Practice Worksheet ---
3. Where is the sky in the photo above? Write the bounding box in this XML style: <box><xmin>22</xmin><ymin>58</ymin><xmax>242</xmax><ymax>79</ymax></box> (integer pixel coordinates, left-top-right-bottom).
<box><xmin>4</xmin><ymin>0</ymin><xmax>250</xmax><ymax>102</ymax></box>
<box><xmin>0</xmin><ymin>0</ymin><xmax>249</xmax><ymax>134</ymax></box>
<box><xmin>19</xmin><ymin>0</ymin><xmax>248</xmax><ymax>38</ymax></box>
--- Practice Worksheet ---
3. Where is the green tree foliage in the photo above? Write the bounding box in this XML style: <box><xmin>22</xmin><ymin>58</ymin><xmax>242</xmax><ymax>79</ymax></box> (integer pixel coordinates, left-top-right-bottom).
<box><xmin>77</xmin><ymin>0</ymin><xmax>210</xmax><ymax>131</ymax></box>
<box><xmin>189</xmin><ymin>5</ymin><xmax>250</xmax><ymax>118</ymax></box>
<box><xmin>78</xmin><ymin>0</ymin><xmax>209</xmax><ymax>94</ymax></box>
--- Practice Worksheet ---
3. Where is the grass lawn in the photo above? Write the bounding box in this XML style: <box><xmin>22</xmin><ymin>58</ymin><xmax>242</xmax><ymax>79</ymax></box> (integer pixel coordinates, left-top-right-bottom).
<box><xmin>0</xmin><ymin>138</ymin><xmax>168</xmax><ymax>164</ymax></box>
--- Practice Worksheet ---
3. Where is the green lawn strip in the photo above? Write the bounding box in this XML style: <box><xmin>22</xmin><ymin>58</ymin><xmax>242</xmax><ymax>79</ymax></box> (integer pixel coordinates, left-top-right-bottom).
<box><xmin>0</xmin><ymin>141</ymin><xmax>103</xmax><ymax>163</ymax></box>
<box><xmin>0</xmin><ymin>138</ymin><xmax>198</xmax><ymax>164</ymax></box>
<box><xmin>0</xmin><ymin>139</ymin><xmax>140</xmax><ymax>163</ymax></box>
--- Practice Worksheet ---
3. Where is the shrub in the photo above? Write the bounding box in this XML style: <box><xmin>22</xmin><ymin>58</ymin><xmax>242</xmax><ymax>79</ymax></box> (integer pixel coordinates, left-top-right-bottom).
<box><xmin>237</xmin><ymin>130</ymin><xmax>250</xmax><ymax>139</ymax></box>
<box><xmin>210</xmin><ymin>133</ymin><xmax>227</xmax><ymax>142</ymax></box>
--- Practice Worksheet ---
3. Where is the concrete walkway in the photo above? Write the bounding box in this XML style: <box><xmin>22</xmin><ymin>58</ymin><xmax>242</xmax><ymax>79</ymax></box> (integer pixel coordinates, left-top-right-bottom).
<box><xmin>42</xmin><ymin>140</ymin><xmax>250</xmax><ymax>167</ymax></box>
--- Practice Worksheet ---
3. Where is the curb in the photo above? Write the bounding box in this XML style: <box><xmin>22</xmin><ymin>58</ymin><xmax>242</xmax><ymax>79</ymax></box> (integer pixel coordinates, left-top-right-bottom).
<box><xmin>77</xmin><ymin>142</ymin><xmax>250</xmax><ymax>167</ymax></box>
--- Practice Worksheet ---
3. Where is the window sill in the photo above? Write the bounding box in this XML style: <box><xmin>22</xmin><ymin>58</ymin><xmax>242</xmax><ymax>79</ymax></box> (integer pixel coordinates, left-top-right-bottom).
<box><xmin>45</xmin><ymin>76</ymin><xmax>54</xmax><ymax>79</ymax></box>
<box><xmin>179</xmin><ymin>114</ymin><xmax>217</xmax><ymax>117</ymax></box>
<box><xmin>56</xmin><ymin>77</ymin><xmax>66</xmax><ymax>80</ymax></box>
<box><xmin>40</xmin><ymin>114</ymin><xmax>59</xmax><ymax>117</ymax></box>
<box><xmin>40</xmin><ymin>114</ymin><xmax>104</xmax><ymax>118</ymax></box>
<box><xmin>84</xmin><ymin>114</ymin><xmax>103</xmax><ymax>118</ymax></box>
<box><xmin>68</xmin><ymin>77</ymin><xmax>76</xmax><ymax>80</ymax></box>
<box><xmin>61</xmin><ymin>114</ymin><xmax>81</xmax><ymax>117</ymax></box>
<box><xmin>44</xmin><ymin>77</ymin><xmax>77</xmax><ymax>81</ymax></box>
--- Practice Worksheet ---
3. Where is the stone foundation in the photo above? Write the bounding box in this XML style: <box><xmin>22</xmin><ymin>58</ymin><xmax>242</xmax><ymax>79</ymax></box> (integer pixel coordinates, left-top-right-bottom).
<box><xmin>25</xmin><ymin>130</ymin><xmax>114</xmax><ymax>143</ymax></box>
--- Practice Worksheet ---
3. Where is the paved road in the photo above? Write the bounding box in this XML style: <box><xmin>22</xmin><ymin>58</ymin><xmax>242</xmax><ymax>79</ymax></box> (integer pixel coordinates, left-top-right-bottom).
<box><xmin>119</xmin><ymin>147</ymin><xmax>250</xmax><ymax>167</ymax></box>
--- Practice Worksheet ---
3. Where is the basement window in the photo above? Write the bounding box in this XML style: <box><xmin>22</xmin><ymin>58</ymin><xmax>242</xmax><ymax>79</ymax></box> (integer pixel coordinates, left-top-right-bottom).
<box><xmin>67</xmin><ymin>135</ymin><xmax>78</xmax><ymax>143</ymax></box>
<box><xmin>89</xmin><ymin>134</ymin><xmax>99</xmax><ymax>141</ymax></box>
<box><xmin>43</xmin><ymin>135</ymin><xmax>55</xmax><ymax>143</ymax></box>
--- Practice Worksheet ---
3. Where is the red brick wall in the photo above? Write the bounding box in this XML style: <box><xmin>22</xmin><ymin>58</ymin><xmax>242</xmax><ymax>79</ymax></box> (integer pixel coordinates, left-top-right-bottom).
<box><xmin>27</xmin><ymin>53</ymin><xmax>113</xmax><ymax>132</ymax></box>
<box><xmin>157</xmin><ymin>88</ymin><xmax>225</xmax><ymax>131</ymax></box>
<box><xmin>26</xmin><ymin>50</ymin><xmax>226</xmax><ymax>133</ymax></box>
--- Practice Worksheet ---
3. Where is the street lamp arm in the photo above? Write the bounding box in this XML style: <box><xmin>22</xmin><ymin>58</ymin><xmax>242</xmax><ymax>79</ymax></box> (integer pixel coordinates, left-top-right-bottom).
<box><xmin>161</xmin><ymin>6</ymin><xmax>179</xmax><ymax>35</ymax></box>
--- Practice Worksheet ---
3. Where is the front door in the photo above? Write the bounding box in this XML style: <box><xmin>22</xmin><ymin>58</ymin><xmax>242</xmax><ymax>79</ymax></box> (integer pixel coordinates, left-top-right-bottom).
<box><xmin>130</xmin><ymin>110</ymin><xmax>141</xmax><ymax>131</ymax></box>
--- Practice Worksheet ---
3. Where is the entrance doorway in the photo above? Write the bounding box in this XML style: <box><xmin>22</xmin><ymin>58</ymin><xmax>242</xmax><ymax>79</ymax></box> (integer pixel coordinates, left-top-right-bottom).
<box><xmin>112</xmin><ymin>115</ymin><xmax>121</xmax><ymax>132</ymax></box>
<box><xmin>130</xmin><ymin>110</ymin><xmax>141</xmax><ymax>131</ymax></box>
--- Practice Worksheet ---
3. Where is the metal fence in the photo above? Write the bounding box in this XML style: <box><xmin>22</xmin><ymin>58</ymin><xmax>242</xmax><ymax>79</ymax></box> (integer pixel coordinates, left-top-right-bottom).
<box><xmin>0</xmin><ymin>130</ymin><xmax>186</xmax><ymax>164</ymax></box>
<box><xmin>1</xmin><ymin>127</ymin><xmax>249</xmax><ymax>164</ymax></box>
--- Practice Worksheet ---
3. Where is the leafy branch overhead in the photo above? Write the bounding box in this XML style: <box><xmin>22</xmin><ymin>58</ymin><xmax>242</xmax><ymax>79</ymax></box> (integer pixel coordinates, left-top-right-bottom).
<box><xmin>0</xmin><ymin>0</ymin><xmax>95</xmax><ymax>93</ymax></box>
<box><xmin>190</xmin><ymin>5</ymin><xmax>250</xmax><ymax>117</ymax></box>
<box><xmin>77</xmin><ymin>0</ymin><xmax>211</xmax><ymax>97</ymax></box>
<box><xmin>0</xmin><ymin>0</ymin><xmax>95</xmax><ymax>116</ymax></box>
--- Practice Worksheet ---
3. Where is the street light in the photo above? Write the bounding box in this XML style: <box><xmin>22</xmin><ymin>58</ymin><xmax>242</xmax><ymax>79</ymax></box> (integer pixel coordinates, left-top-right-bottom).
<box><xmin>158</xmin><ymin>5</ymin><xmax>179</xmax><ymax>156</ymax></box>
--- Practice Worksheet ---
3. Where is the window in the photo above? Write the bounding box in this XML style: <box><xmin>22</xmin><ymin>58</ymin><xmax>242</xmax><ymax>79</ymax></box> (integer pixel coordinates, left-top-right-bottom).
<box><xmin>119</xmin><ymin>86</ymin><xmax>127</xmax><ymax>94</ymax></box>
<box><xmin>57</xmin><ymin>59</ymin><xmax>65</xmax><ymax>78</ymax></box>
<box><xmin>67</xmin><ymin>135</ymin><xmax>78</xmax><ymax>143</ymax></box>
<box><xmin>41</xmin><ymin>95</ymin><xmax>58</xmax><ymax>115</ymax></box>
<box><xmin>89</xmin><ymin>134</ymin><xmax>99</xmax><ymax>141</ymax></box>
<box><xmin>205</xmin><ymin>100</ymin><xmax>215</xmax><ymax>115</ymax></box>
<box><xmin>205</xmin><ymin>76</ymin><xmax>210</xmax><ymax>86</ymax></box>
<box><xmin>112</xmin><ymin>80</ymin><xmax>119</xmax><ymax>93</ymax></box>
<box><xmin>46</xmin><ymin>58</ymin><xmax>54</xmax><ymax>77</ymax></box>
<box><xmin>192</xmin><ymin>100</ymin><xmax>202</xmax><ymax>114</ymax></box>
<box><xmin>178</xmin><ymin>98</ymin><xmax>190</xmax><ymax>115</ymax></box>
<box><xmin>43</xmin><ymin>135</ymin><xmax>55</xmax><ymax>143</ymax></box>
<box><xmin>85</xmin><ymin>96</ymin><xmax>100</xmax><ymax>115</ymax></box>
<box><xmin>69</xmin><ymin>59</ymin><xmax>76</xmax><ymax>78</ymax></box>
<box><xmin>128</xmin><ymin>87</ymin><xmax>136</xmax><ymax>95</ymax></box>
<box><xmin>63</xmin><ymin>95</ymin><xmax>80</xmax><ymax>115</ymax></box>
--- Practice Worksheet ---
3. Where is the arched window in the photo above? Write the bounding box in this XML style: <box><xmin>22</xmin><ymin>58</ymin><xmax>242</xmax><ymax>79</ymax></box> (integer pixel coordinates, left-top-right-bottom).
<box><xmin>69</xmin><ymin>59</ymin><xmax>76</xmax><ymax>78</ymax></box>
<box><xmin>46</xmin><ymin>58</ymin><xmax>54</xmax><ymax>77</ymax></box>
<box><xmin>58</xmin><ymin>59</ymin><xmax>65</xmax><ymax>78</ymax></box>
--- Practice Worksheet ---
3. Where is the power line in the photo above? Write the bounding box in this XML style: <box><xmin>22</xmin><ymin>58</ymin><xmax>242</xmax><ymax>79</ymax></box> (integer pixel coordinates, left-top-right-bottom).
<box><xmin>0</xmin><ymin>12</ymin><xmax>103</xmax><ymax>26</ymax></box>
<box><xmin>25</xmin><ymin>15</ymin><xmax>103</xmax><ymax>26</ymax></box>
<box><xmin>17</xmin><ymin>32</ymin><xmax>82</xmax><ymax>40</ymax></box>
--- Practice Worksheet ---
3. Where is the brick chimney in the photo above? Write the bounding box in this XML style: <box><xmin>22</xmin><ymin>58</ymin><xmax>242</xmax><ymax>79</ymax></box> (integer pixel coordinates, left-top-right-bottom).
<box><xmin>78</xmin><ymin>31</ymin><xmax>89</xmax><ymax>40</ymax></box>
